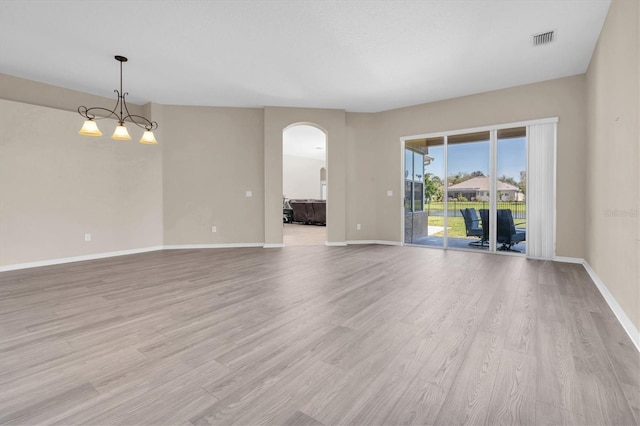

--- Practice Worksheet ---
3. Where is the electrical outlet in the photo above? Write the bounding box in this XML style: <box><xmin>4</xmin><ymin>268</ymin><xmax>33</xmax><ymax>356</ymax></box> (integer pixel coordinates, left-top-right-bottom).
<box><xmin>84</xmin><ymin>233</ymin><xmax>91</xmax><ymax>242</ymax></box>
<box><xmin>356</xmin><ymin>224</ymin><xmax>362</xmax><ymax>230</ymax></box>
<box><xmin>211</xmin><ymin>226</ymin><xmax>217</xmax><ymax>233</ymax></box>
<box><xmin>245</xmin><ymin>191</ymin><xmax>252</xmax><ymax>197</ymax></box>
<box><xmin>387</xmin><ymin>190</ymin><xmax>393</xmax><ymax>196</ymax></box>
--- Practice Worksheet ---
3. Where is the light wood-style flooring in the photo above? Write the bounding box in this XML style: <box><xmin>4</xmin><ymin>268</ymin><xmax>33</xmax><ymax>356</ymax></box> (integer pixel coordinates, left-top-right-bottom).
<box><xmin>0</xmin><ymin>245</ymin><xmax>638</xmax><ymax>425</ymax></box>
<box><xmin>283</xmin><ymin>224</ymin><xmax>326</xmax><ymax>246</ymax></box>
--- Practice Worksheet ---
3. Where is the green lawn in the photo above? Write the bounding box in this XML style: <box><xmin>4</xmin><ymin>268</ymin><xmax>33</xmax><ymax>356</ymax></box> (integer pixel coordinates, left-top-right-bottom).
<box><xmin>428</xmin><ymin>216</ymin><xmax>467</xmax><ymax>237</ymax></box>
<box><xmin>428</xmin><ymin>216</ymin><xmax>527</xmax><ymax>238</ymax></box>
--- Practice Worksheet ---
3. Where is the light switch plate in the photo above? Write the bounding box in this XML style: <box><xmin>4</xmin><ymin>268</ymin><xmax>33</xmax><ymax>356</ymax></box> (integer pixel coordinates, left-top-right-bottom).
<box><xmin>245</xmin><ymin>191</ymin><xmax>252</xmax><ymax>197</ymax></box>
<box><xmin>387</xmin><ymin>190</ymin><xmax>393</xmax><ymax>197</ymax></box>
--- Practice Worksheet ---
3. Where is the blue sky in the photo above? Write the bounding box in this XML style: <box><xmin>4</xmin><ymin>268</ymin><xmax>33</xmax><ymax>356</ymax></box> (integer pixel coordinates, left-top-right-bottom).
<box><xmin>424</xmin><ymin>137</ymin><xmax>526</xmax><ymax>181</ymax></box>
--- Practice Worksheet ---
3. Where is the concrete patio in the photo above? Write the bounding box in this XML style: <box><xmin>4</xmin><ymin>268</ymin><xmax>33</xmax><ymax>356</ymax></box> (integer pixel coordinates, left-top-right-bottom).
<box><xmin>407</xmin><ymin>235</ymin><xmax>526</xmax><ymax>253</ymax></box>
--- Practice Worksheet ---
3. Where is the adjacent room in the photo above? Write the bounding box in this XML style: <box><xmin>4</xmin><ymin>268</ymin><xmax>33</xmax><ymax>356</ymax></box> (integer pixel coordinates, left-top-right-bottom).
<box><xmin>0</xmin><ymin>1</ymin><xmax>638</xmax><ymax>425</ymax></box>
<box><xmin>283</xmin><ymin>124</ymin><xmax>327</xmax><ymax>246</ymax></box>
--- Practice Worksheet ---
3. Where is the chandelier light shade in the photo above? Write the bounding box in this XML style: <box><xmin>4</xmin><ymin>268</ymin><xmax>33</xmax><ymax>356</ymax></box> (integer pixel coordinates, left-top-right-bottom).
<box><xmin>112</xmin><ymin>125</ymin><xmax>132</xmax><ymax>140</ymax></box>
<box><xmin>78</xmin><ymin>119</ymin><xmax>102</xmax><ymax>136</ymax></box>
<box><xmin>78</xmin><ymin>55</ymin><xmax>158</xmax><ymax>144</ymax></box>
<box><xmin>140</xmin><ymin>130</ymin><xmax>158</xmax><ymax>144</ymax></box>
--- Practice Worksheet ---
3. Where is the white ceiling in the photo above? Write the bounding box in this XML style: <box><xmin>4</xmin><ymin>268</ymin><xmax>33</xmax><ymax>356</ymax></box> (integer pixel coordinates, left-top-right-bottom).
<box><xmin>283</xmin><ymin>125</ymin><xmax>326</xmax><ymax>161</ymax></box>
<box><xmin>0</xmin><ymin>0</ymin><xmax>610</xmax><ymax>113</ymax></box>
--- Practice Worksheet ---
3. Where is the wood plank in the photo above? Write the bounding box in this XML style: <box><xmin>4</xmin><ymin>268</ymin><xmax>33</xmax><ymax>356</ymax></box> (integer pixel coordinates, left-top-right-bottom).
<box><xmin>505</xmin><ymin>278</ymin><xmax>537</xmax><ymax>355</ymax></box>
<box><xmin>318</xmin><ymin>334</ymin><xmax>439</xmax><ymax>426</ymax></box>
<box><xmin>381</xmin><ymin>377</ymin><xmax>447</xmax><ymax>426</ymax></box>
<box><xmin>53</xmin><ymin>357</ymin><xmax>226</xmax><ymax>425</ymax></box>
<box><xmin>564</xmin><ymin>301</ymin><xmax>637</xmax><ymax>425</ymax></box>
<box><xmin>433</xmin><ymin>331</ymin><xmax>505</xmax><ymax>425</ymax></box>
<box><xmin>535</xmin><ymin>318</ymin><xmax>584</xmax><ymax>415</ymax></box>
<box><xmin>591</xmin><ymin>311</ymin><xmax>640</xmax><ymax>388</ymax></box>
<box><xmin>0</xmin><ymin>382</ymin><xmax>98</xmax><ymax>425</ymax></box>
<box><xmin>535</xmin><ymin>401</ymin><xmax>586</xmax><ymax>425</ymax></box>
<box><xmin>283</xmin><ymin>410</ymin><xmax>324</xmax><ymax>426</ymax></box>
<box><xmin>620</xmin><ymin>382</ymin><xmax>640</xmax><ymax>424</ymax></box>
<box><xmin>201</xmin><ymin>325</ymin><xmax>354</xmax><ymax>401</ymax></box>
<box><xmin>486</xmin><ymin>349</ymin><xmax>537</xmax><ymax>425</ymax></box>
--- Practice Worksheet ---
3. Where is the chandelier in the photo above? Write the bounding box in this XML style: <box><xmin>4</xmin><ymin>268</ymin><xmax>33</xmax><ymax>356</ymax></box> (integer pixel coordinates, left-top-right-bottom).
<box><xmin>78</xmin><ymin>55</ymin><xmax>158</xmax><ymax>144</ymax></box>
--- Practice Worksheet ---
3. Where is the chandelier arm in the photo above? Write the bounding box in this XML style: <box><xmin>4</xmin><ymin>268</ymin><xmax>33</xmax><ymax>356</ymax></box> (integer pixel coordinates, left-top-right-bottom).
<box><xmin>78</xmin><ymin>105</ymin><xmax>120</xmax><ymax>121</ymax></box>
<box><xmin>122</xmin><ymin>114</ymin><xmax>159</xmax><ymax>131</ymax></box>
<box><xmin>121</xmin><ymin>91</ymin><xmax>157</xmax><ymax>131</ymax></box>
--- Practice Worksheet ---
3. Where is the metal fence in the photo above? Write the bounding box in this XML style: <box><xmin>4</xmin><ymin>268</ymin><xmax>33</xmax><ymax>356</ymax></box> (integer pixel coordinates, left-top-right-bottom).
<box><xmin>426</xmin><ymin>201</ymin><xmax>526</xmax><ymax>219</ymax></box>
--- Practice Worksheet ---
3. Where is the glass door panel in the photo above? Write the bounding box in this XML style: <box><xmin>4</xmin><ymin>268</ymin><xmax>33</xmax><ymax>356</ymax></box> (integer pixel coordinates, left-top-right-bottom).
<box><xmin>446</xmin><ymin>131</ymin><xmax>490</xmax><ymax>250</ymax></box>
<box><xmin>495</xmin><ymin>127</ymin><xmax>527</xmax><ymax>253</ymax></box>
<box><xmin>403</xmin><ymin>148</ymin><xmax>425</xmax><ymax>244</ymax></box>
<box><xmin>404</xmin><ymin>137</ymin><xmax>443</xmax><ymax>246</ymax></box>
<box><xmin>404</xmin><ymin>149</ymin><xmax>414</xmax><ymax>243</ymax></box>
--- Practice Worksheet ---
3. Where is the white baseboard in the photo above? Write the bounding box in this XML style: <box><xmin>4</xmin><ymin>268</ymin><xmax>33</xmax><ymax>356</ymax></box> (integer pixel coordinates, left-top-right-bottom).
<box><xmin>0</xmin><ymin>246</ymin><xmax>164</xmax><ymax>272</ymax></box>
<box><xmin>164</xmin><ymin>243</ymin><xmax>264</xmax><ymax>250</ymax></box>
<box><xmin>346</xmin><ymin>240</ymin><xmax>377</xmax><ymax>245</ymax></box>
<box><xmin>0</xmin><ymin>243</ymin><xmax>266</xmax><ymax>271</ymax></box>
<box><xmin>0</xmin><ymin>240</ymin><xmax>408</xmax><ymax>271</ymax></box>
<box><xmin>582</xmin><ymin>261</ymin><xmax>640</xmax><ymax>352</ymax></box>
<box><xmin>346</xmin><ymin>240</ymin><xmax>402</xmax><ymax>246</ymax></box>
<box><xmin>552</xmin><ymin>256</ymin><xmax>585</xmax><ymax>264</ymax></box>
<box><xmin>374</xmin><ymin>240</ymin><xmax>403</xmax><ymax>246</ymax></box>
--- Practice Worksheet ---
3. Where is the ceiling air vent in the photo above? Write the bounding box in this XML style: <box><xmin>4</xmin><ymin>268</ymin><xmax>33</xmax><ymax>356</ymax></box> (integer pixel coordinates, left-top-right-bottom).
<box><xmin>532</xmin><ymin>30</ymin><xmax>555</xmax><ymax>46</ymax></box>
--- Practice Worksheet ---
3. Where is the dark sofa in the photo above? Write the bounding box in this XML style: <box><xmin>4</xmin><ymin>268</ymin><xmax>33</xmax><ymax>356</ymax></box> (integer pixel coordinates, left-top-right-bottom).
<box><xmin>289</xmin><ymin>199</ymin><xmax>326</xmax><ymax>225</ymax></box>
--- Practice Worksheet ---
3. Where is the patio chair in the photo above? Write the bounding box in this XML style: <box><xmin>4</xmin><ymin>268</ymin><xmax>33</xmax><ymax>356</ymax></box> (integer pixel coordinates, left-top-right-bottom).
<box><xmin>479</xmin><ymin>208</ymin><xmax>490</xmax><ymax>244</ymax></box>
<box><xmin>460</xmin><ymin>208</ymin><xmax>485</xmax><ymax>246</ymax></box>
<box><xmin>478</xmin><ymin>209</ymin><xmax>525</xmax><ymax>252</ymax></box>
<box><xmin>496</xmin><ymin>209</ymin><xmax>526</xmax><ymax>251</ymax></box>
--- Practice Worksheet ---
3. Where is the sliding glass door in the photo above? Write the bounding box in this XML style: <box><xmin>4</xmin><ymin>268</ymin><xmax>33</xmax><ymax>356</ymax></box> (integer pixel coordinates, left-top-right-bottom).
<box><xmin>404</xmin><ymin>126</ymin><xmax>529</xmax><ymax>256</ymax></box>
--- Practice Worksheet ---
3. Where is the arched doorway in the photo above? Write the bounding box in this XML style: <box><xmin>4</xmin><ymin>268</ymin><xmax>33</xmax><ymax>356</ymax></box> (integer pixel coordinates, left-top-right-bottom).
<box><xmin>263</xmin><ymin>107</ymin><xmax>346</xmax><ymax>248</ymax></box>
<box><xmin>282</xmin><ymin>124</ymin><xmax>327</xmax><ymax>246</ymax></box>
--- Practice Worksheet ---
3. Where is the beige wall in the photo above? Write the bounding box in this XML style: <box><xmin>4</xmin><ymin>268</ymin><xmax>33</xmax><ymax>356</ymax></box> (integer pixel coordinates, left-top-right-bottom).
<box><xmin>162</xmin><ymin>105</ymin><xmax>265</xmax><ymax>245</ymax></box>
<box><xmin>371</xmin><ymin>75</ymin><xmax>588</xmax><ymax>258</ymax></box>
<box><xmin>283</xmin><ymin>155</ymin><xmax>326</xmax><ymax>200</ymax></box>
<box><xmin>0</xmin><ymin>75</ymin><xmax>588</xmax><ymax>260</ymax></box>
<box><xmin>345</xmin><ymin>112</ymin><xmax>378</xmax><ymax>241</ymax></box>
<box><xmin>586</xmin><ymin>0</ymin><xmax>640</xmax><ymax>330</ymax></box>
<box><xmin>0</xmin><ymin>99</ymin><xmax>163</xmax><ymax>265</ymax></box>
<box><xmin>0</xmin><ymin>73</ymin><xmax>145</xmax><ymax>117</ymax></box>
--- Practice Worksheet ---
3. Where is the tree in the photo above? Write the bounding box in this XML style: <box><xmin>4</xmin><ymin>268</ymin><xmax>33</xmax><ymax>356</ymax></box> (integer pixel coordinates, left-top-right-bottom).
<box><xmin>518</xmin><ymin>171</ymin><xmax>527</xmax><ymax>196</ymax></box>
<box><xmin>448</xmin><ymin>170</ymin><xmax>485</xmax><ymax>186</ymax></box>
<box><xmin>498</xmin><ymin>174</ymin><xmax>518</xmax><ymax>187</ymax></box>
<box><xmin>424</xmin><ymin>173</ymin><xmax>444</xmax><ymax>202</ymax></box>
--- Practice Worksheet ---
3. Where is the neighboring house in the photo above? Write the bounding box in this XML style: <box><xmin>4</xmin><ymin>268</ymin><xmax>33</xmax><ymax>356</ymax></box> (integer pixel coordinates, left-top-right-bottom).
<box><xmin>447</xmin><ymin>176</ymin><xmax>524</xmax><ymax>201</ymax></box>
